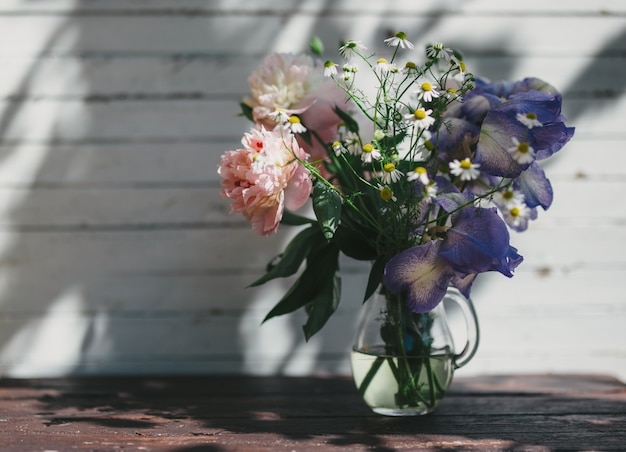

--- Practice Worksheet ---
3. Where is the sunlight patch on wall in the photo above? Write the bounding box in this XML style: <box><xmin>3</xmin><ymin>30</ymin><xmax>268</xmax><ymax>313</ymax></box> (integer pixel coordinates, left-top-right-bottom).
<box><xmin>0</xmin><ymin>286</ymin><xmax>96</xmax><ymax>377</ymax></box>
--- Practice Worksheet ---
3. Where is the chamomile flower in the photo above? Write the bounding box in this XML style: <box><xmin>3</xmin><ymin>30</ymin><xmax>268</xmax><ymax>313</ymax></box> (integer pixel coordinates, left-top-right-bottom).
<box><xmin>426</xmin><ymin>42</ymin><xmax>454</xmax><ymax>61</ymax></box>
<box><xmin>450</xmin><ymin>58</ymin><xmax>468</xmax><ymax>82</ymax></box>
<box><xmin>286</xmin><ymin>115</ymin><xmax>307</xmax><ymax>133</ymax></box>
<box><xmin>493</xmin><ymin>188</ymin><xmax>525</xmax><ymax>209</ymax></box>
<box><xmin>508</xmin><ymin>137</ymin><xmax>536</xmax><ymax>164</ymax></box>
<box><xmin>502</xmin><ymin>200</ymin><xmax>532</xmax><ymax>229</ymax></box>
<box><xmin>339</xmin><ymin>40</ymin><xmax>367</xmax><ymax>59</ymax></box>
<box><xmin>342</xmin><ymin>64</ymin><xmax>357</xmax><ymax>82</ymax></box>
<box><xmin>332</xmin><ymin>141</ymin><xmax>347</xmax><ymax>156</ymax></box>
<box><xmin>424</xmin><ymin>181</ymin><xmax>438</xmax><ymax>202</ymax></box>
<box><xmin>402</xmin><ymin>61</ymin><xmax>419</xmax><ymax>75</ymax></box>
<box><xmin>414</xmin><ymin>79</ymin><xmax>440</xmax><ymax>103</ymax></box>
<box><xmin>407</xmin><ymin>166</ymin><xmax>430</xmax><ymax>185</ymax></box>
<box><xmin>377</xmin><ymin>184</ymin><xmax>397</xmax><ymax>202</ymax></box>
<box><xmin>268</xmin><ymin>108</ymin><xmax>290</xmax><ymax>124</ymax></box>
<box><xmin>381</xmin><ymin>162</ymin><xmax>403</xmax><ymax>184</ymax></box>
<box><xmin>338</xmin><ymin>73</ymin><xmax>349</xmax><ymax>83</ymax></box>
<box><xmin>384</xmin><ymin>31</ymin><xmax>414</xmax><ymax>49</ymax></box>
<box><xmin>404</xmin><ymin>108</ymin><xmax>435</xmax><ymax>130</ymax></box>
<box><xmin>420</xmin><ymin>139</ymin><xmax>435</xmax><ymax>160</ymax></box>
<box><xmin>516</xmin><ymin>112</ymin><xmax>543</xmax><ymax>129</ymax></box>
<box><xmin>345</xmin><ymin>131</ymin><xmax>361</xmax><ymax>155</ymax></box>
<box><xmin>375</xmin><ymin>58</ymin><xmax>396</xmax><ymax>75</ymax></box>
<box><xmin>323</xmin><ymin>60</ymin><xmax>338</xmax><ymax>77</ymax></box>
<box><xmin>360</xmin><ymin>143</ymin><xmax>382</xmax><ymax>163</ymax></box>
<box><xmin>444</xmin><ymin>87</ymin><xmax>462</xmax><ymax>101</ymax></box>
<box><xmin>449</xmin><ymin>158</ymin><xmax>480</xmax><ymax>181</ymax></box>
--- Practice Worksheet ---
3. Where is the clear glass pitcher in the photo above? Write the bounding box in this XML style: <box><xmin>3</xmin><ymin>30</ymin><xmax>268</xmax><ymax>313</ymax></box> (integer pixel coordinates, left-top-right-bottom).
<box><xmin>351</xmin><ymin>285</ymin><xmax>480</xmax><ymax>416</ymax></box>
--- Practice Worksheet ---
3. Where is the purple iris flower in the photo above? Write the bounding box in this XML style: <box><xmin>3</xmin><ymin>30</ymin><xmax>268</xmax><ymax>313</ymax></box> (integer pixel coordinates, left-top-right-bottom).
<box><xmin>383</xmin><ymin>207</ymin><xmax>523</xmax><ymax>313</ymax></box>
<box><xmin>473</xmin><ymin>77</ymin><xmax>561</xmax><ymax>99</ymax></box>
<box><xmin>473</xmin><ymin>84</ymin><xmax>574</xmax><ymax>178</ymax></box>
<box><xmin>474</xmin><ymin>109</ymin><xmax>536</xmax><ymax>177</ymax></box>
<box><xmin>513</xmin><ymin>162</ymin><xmax>553</xmax><ymax>210</ymax></box>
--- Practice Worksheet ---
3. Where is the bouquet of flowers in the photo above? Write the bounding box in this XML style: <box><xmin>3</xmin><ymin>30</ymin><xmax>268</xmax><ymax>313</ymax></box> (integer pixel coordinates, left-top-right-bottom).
<box><xmin>218</xmin><ymin>33</ymin><xmax>574</xmax><ymax>413</ymax></box>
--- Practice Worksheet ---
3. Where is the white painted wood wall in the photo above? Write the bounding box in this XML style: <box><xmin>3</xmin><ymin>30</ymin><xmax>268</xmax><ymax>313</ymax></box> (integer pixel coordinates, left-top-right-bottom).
<box><xmin>0</xmin><ymin>0</ymin><xmax>624</xmax><ymax>381</ymax></box>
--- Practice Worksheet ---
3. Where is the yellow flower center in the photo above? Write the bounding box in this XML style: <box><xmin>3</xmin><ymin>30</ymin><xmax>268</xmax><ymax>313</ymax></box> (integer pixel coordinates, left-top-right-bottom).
<box><xmin>405</xmin><ymin>61</ymin><xmax>417</xmax><ymax>70</ymax></box>
<box><xmin>424</xmin><ymin>141</ymin><xmax>435</xmax><ymax>151</ymax></box>
<box><xmin>421</xmin><ymin>82</ymin><xmax>432</xmax><ymax>92</ymax></box>
<box><xmin>503</xmin><ymin>190</ymin><xmax>514</xmax><ymax>200</ymax></box>
<box><xmin>380</xmin><ymin>186</ymin><xmax>394</xmax><ymax>201</ymax></box>
<box><xmin>377</xmin><ymin>58</ymin><xmax>388</xmax><ymax>65</ymax></box>
<box><xmin>517</xmin><ymin>141</ymin><xmax>530</xmax><ymax>153</ymax></box>
<box><xmin>288</xmin><ymin>115</ymin><xmax>301</xmax><ymax>124</ymax></box>
<box><xmin>447</xmin><ymin>87</ymin><xmax>457</xmax><ymax>94</ymax></box>
<box><xmin>459</xmin><ymin>61</ymin><xmax>466</xmax><ymax>72</ymax></box>
<box><xmin>460</xmin><ymin>159</ymin><xmax>473</xmax><ymax>170</ymax></box>
<box><xmin>414</xmin><ymin>109</ymin><xmax>427</xmax><ymax>120</ymax></box>
<box><xmin>362</xmin><ymin>143</ymin><xmax>374</xmax><ymax>153</ymax></box>
<box><xmin>526</xmin><ymin>112</ymin><xmax>537</xmax><ymax>120</ymax></box>
<box><xmin>383</xmin><ymin>163</ymin><xmax>396</xmax><ymax>173</ymax></box>
<box><xmin>510</xmin><ymin>207</ymin><xmax>520</xmax><ymax>217</ymax></box>
<box><xmin>332</xmin><ymin>141</ymin><xmax>341</xmax><ymax>148</ymax></box>
<box><xmin>415</xmin><ymin>166</ymin><xmax>427</xmax><ymax>174</ymax></box>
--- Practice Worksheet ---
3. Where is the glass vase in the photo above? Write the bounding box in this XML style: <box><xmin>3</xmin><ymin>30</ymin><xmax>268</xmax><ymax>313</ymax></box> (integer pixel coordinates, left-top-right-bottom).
<box><xmin>350</xmin><ymin>285</ymin><xmax>479</xmax><ymax>416</ymax></box>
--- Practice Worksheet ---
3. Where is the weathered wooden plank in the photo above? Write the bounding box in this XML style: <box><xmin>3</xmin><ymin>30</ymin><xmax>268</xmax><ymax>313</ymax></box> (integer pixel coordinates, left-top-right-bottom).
<box><xmin>0</xmin><ymin>300</ymin><xmax>624</xmax><ymax>379</ymax></box>
<box><xmin>0</xmin><ymin>0</ymin><xmax>624</xmax><ymax>14</ymax></box>
<box><xmin>0</xmin><ymin>228</ymin><xmax>299</xmax><ymax>273</ymax></box>
<box><xmin>0</xmin><ymin>96</ymin><xmax>620</xmax><ymax>143</ymax></box>
<box><xmin>0</xmin><ymin>137</ymin><xmax>621</xmax><ymax>186</ymax></box>
<box><xmin>0</xmin><ymin>181</ymin><xmax>617</xmax><ymax>228</ymax></box>
<box><xmin>0</xmin><ymin>224</ymin><xmax>621</xmax><ymax>276</ymax></box>
<box><xmin>0</xmin><ymin>179</ymin><xmax>619</xmax><ymax>227</ymax></box>
<box><xmin>0</xmin><ymin>304</ymin><xmax>622</xmax><ymax>357</ymax></box>
<box><xmin>0</xmin><ymin>143</ymin><xmax>223</xmax><ymax>185</ymax></box>
<box><xmin>0</xmin><ymin>55</ymin><xmax>622</xmax><ymax>98</ymax></box>
<box><xmin>0</xmin><ymin>259</ymin><xmax>621</xmax><ymax>315</ymax></box>
<box><xmin>0</xmin><ymin>186</ymin><xmax>228</xmax><ymax>226</ymax></box>
<box><xmin>0</xmin><ymin>375</ymin><xmax>624</xmax><ymax>451</ymax></box>
<box><xmin>0</xmin><ymin>16</ymin><xmax>623</xmax><ymax>56</ymax></box>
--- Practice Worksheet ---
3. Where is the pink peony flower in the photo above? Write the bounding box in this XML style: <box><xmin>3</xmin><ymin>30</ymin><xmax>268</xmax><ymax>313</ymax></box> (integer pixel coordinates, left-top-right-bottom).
<box><xmin>218</xmin><ymin>127</ymin><xmax>313</xmax><ymax>236</ymax></box>
<box><xmin>243</xmin><ymin>52</ymin><xmax>347</xmax><ymax>164</ymax></box>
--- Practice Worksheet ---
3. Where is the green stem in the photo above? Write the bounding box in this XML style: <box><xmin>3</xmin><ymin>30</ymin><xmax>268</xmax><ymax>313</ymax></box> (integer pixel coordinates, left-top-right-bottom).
<box><xmin>392</xmin><ymin>297</ymin><xmax>425</xmax><ymax>407</ymax></box>
<box><xmin>357</xmin><ymin>356</ymin><xmax>385</xmax><ymax>397</ymax></box>
<box><xmin>424</xmin><ymin>348</ymin><xmax>436</xmax><ymax>408</ymax></box>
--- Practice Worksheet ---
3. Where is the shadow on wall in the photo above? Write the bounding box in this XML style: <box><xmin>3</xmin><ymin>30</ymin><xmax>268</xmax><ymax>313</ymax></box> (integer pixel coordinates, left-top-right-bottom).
<box><xmin>0</xmin><ymin>1</ymin><xmax>258</xmax><ymax>376</ymax></box>
<box><xmin>0</xmin><ymin>1</ymin><xmax>623</xmax><ymax>377</ymax></box>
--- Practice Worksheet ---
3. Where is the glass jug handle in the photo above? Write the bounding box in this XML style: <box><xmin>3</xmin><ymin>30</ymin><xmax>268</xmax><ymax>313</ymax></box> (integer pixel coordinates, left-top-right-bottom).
<box><xmin>445</xmin><ymin>287</ymin><xmax>480</xmax><ymax>369</ymax></box>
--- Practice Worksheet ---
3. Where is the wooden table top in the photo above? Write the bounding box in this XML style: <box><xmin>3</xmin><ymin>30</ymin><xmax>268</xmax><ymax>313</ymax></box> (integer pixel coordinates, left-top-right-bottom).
<box><xmin>0</xmin><ymin>374</ymin><xmax>624</xmax><ymax>451</ymax></box>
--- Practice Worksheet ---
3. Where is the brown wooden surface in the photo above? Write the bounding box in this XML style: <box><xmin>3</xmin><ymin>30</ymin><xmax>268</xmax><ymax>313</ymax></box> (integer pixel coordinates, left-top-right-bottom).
<box><xmin>0</xmin><ymin>374</ymin><xmax>624</xmax><ymax>451</ymax></box>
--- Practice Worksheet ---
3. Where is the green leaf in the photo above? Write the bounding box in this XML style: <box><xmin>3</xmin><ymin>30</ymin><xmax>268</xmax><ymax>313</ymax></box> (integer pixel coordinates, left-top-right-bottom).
<box><xmin>281</xmin><ymin>209</ymin><xmax>315</xmax><ymax>226</ymax></box>
<box><xmin>334</xmin><ymin>225</ymin><xmax>377</xmax><ymax>261</ymax></box>
<box><xmin>262</xmin><ymin>274</ymin><xmax>311</xmax><ymax>322</ymax></box>
<box><xmin>379</xmin><ymin>131</ymin><xmax>407</xmax><ymax>150</ymax></box>
<box><xmin>302</xmin><ymin>273</ymin><xmax>341</xmax><ymax>341</ymax></box>
<box><xmin>263</xmin><ymin>242</ymin><xmax>339</xmax><ymax>322</ymax></box>
<box><xmin>248</xmin><ymin>226</ymin><xmax>324</xmax><ymax>287</ymax></box>
<box><xmin>333</xmin><ymin>106</ymin><xmax>359</xmax><ymax>133</ymax></box>
<box><xmin>312</xmin><ymin>180</ymin><xmax>342</xmax><ymax>241</ymax></box>
<box><xmin>364</xmin><ymin>256</ymin><xmax>386</xmax><ymax>302</ymax></box>
<box><xmin>309</xmin><ymin>36</ymin><xmax>324</xmax><ymax>56</ymax></box>
<box><xmin>239</xmin><ymin>102</ymin><xmax>254</xmax><ymax>122</ymax></box>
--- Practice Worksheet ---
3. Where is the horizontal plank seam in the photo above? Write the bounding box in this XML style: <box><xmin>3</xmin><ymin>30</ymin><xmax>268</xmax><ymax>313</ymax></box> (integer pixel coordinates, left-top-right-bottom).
<box><xmin>0</xmin><ymin>10</ymin><xmax>623</xmax><ymax>18</ymax></box>
<box><xmin>1</xmin><ymin>90</ymin><xmax>623</xmax><ymax>103</ymax></box>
